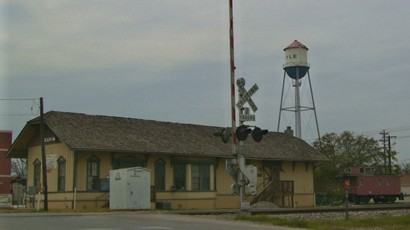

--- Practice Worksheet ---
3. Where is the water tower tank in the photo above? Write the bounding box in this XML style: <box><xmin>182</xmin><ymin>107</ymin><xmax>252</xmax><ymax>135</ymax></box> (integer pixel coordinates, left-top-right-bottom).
<box><xmin>283</xmin><ymin>40</ymin><xmax>310</xmax><ymax>79</ymax></box>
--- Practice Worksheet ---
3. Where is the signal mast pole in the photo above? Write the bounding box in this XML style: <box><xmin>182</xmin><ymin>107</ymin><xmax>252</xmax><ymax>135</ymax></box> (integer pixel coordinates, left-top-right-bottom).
<box><xmin>229</xmin><ymin>0</ymin><xmax>250</xmax><ymax>211</ymax></box>
<box><xmin>228</xmin><ymin>0</ymin><xmax>244</xmax><ymax>210</ymax></box>
<box><xmin>229</xmin><ymin>0</ymin><xmax>237</xmax><ymax>156</ymax></box>
<box><xmin>227</xmin><ymin>1</ymin><xmax>262</xmax><ymax>211</ymax></box>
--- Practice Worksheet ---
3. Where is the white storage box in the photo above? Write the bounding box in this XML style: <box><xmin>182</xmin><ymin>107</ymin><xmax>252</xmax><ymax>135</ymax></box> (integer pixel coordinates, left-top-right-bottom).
<box><xmin>109</xmin><ymin>167</ymin><xmax>151</xmax><ymax>209</ymax></box>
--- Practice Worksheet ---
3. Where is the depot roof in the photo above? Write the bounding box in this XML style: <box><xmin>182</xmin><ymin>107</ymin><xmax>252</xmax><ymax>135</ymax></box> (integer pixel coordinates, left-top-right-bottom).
<box><xmin>6</xmin><ymin>111</ymin><xmax>327</xmax><ymax>162</ymax></box>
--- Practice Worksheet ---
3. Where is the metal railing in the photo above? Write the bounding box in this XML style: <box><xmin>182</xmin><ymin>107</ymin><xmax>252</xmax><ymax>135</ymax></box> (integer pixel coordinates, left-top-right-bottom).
<box><xmin>252</xmin><ymin>180</ymin><xmax>294</xmax><ymax>207</ymax></box>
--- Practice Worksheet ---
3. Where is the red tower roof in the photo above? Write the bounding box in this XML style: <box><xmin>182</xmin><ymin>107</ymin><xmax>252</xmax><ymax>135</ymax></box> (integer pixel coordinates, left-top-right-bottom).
<box><xmin>284</xmin><ymin>40</ymin><xmax>308</xmax><ymax>51</ymax></box>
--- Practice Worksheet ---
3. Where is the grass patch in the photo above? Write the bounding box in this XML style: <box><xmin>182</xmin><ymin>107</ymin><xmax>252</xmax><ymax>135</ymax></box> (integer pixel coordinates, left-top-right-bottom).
<box><xmin>0</xmin><ymin>208</ymin><xmax>41</xmax><ymax>213</ymax></box>
<box><xmin>235</xmin><ymin>214</ymin><xmax>410</xmax><ymax>230</ymax></box>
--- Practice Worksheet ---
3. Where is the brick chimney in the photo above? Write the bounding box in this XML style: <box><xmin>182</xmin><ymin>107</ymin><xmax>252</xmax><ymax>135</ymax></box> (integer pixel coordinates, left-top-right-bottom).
<box><xmin>0</xmin><ymin>131</ymin><xmax>12</xmax><ymax>194</ymax></box>
<box><xmin>284</xmin><ymin>126</ymin><xmax>294</xmax><ymax>136</ymax></box>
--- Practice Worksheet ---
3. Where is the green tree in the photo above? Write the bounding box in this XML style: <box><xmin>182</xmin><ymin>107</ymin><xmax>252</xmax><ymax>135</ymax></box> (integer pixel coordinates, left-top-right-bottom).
<box><xmin>312</xmin><ymin>131</ymin><xmax>392</xmax><ymax>192</ymax></box>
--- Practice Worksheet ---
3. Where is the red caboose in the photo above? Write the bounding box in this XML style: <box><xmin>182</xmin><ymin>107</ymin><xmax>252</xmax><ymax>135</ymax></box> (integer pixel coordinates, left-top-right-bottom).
<box><xmin>343</xmin><ymin>167</ymin><xmax>404</xmax><ymax>204</ymax></box>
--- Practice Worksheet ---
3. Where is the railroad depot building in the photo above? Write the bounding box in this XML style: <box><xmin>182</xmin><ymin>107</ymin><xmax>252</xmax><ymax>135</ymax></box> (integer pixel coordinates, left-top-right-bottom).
<box><xmin>6</xmin><ymin>111</ymin><xmax>327</xmax><ymax>210</ymax></box>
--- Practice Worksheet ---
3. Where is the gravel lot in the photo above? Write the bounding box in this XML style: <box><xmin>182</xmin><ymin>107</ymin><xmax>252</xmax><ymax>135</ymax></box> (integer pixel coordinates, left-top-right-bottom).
<box><xmin>248</xmin><ymin>201</ymin><xmax>410</xmax><ymax>220</ymax></box>
<box><xmin>201</xmin><ymin>209</ymin><xmax>410</xmax><ymax>224</ymax></box>
<box><xmin>200</xmin><ymin>201</ymin><xmax>410</xmax><ymax>222</ymax></box>
<box><xmin>268</xmin><ymin>209</ymin><xmax>410</xmax><ymax>220</ymax></box>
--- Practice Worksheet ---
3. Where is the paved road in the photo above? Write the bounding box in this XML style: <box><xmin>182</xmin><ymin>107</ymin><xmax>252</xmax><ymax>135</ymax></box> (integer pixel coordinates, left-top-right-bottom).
<box><xmin>0</xmin><ymin>212</ymin><xmax>298</xmax><ymax>230</ymax></box>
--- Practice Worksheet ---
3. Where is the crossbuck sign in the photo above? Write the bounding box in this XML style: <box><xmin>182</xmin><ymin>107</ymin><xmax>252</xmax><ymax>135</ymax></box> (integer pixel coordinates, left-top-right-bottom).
<box><xmin>236</xmin><ymin>78</ymin><xmax>259</xmax><ymax>122</ymax></box>
<box><xmin>236</xmin><ymin>78</ymin><xmax>258</xmax><ymax>111</ymax></box>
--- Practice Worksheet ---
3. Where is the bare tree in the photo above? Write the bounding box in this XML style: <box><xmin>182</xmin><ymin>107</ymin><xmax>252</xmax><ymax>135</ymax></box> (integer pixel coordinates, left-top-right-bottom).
<box><xmin>11</xmin><ymin>158</ymin><xmax>27</xmax><ymax>178</ymax></box>
<box><xmin>400</xmin><ymin>162</ymin><xmax>410</xmax><ymax>175</ymax></box>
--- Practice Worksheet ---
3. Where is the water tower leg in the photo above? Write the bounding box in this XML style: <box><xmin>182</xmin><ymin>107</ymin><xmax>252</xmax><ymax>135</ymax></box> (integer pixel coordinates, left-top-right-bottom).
<box><xmin>307</xmin><ymin>71</ymin><xmax>321</xmax><ymax>145</ymax></box>
<box><xmin>294</xmin><ymin>68</ymin><xmax>302</xmax><ymax>139</ymax></box>
<box><xmin>277</xmin><ymin>71</ymin><xmax>287</xmax><ymax>132</ymax></box>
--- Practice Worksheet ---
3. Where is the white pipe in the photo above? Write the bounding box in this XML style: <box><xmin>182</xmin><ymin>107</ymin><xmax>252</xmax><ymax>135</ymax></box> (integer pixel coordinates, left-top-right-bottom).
<box><xmin>37</xmin><ymin>191</ymin><xmax>40</xmax><ymax>211</ymax></box>
<box><xmin>73</xmin><ymin>187</ymin><xmax>77</xmax><ymax>210</ymax></box>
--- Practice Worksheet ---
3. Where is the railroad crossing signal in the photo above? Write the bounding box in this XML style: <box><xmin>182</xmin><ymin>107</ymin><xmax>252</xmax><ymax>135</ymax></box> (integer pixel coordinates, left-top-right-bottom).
<box><xmin>236</xmin><ymin>125</ymin><xmax>268</xmax><ymax>142</ymax></box>
<box><xmin>236</xmin><ymin>125</ymin><xmax>252</xmax><ymax>141</ymax></box>
<box><xmin>252</xmin><ymin>127</ymin><xmax>268</xmax><ymax>142</ymax></box>
<box><xmin>239</xmin><ymin>107</ymin><xmax>255</xmax><ymax>122</ymax></box>
<box><xmin>213</xmin><ymin>128</ymin><xmax>231</xmax><ymax>143</ymax></box>
<box><xmin>214</xmin><ymin>77</ymin><xmax>267</xmax><ymax>143</ymax></box>
<box><xmin>236</xmin><ymin>78</ymin><xmax>258</xmax><ymax>112</ymax></box>
<box><xmin>239</xmin><ymin>113</ymin><xmax>255</xmax><ymax>122</ymax></box>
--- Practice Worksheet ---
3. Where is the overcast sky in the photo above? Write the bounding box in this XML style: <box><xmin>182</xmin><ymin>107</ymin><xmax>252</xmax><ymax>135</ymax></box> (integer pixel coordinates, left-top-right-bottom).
<box><xmin>1</xmin><ymin>1</ymin><xmax>410</xmax><ymax>162</ymax></box>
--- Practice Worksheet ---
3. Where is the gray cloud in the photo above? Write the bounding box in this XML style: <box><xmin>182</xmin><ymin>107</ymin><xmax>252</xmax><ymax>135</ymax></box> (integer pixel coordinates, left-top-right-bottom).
<box><xmin>2</xmin><ymin>0</ymin><xmax>410</xmax><ymax>162</ymax></box>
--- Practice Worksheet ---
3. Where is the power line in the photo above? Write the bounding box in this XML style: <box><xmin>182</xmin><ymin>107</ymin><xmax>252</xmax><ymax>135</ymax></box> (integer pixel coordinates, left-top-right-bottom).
<box><xmin>0</xmin><ymin>98</ymin><xmax>40</xmax><ymax>117</ymax></box>
<box><xmin>360</xmin><ymin>126</ymin><xmax>410</xmax><ymax>136</ymax></box>
<box><xmin>0</xmin><ymin>114</ymin><xmax>36</xmax><ymax>116</ymax></box>
<box><xmin>385</xmin><ymin>126</ymin><xmax>410</xmax><ymax>133</ymax></box>
<box><xmin>0</xmin><ymin>98</ymin><xmax>37</xmax><ymax>101</ymax></box>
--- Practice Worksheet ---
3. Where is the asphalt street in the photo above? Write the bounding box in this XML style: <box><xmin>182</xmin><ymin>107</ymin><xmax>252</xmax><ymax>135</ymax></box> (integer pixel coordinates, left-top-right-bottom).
<box><xmin>0</xmin><ymin>212</ymin><xmax>299</xmax><ymax>230</ymax></box>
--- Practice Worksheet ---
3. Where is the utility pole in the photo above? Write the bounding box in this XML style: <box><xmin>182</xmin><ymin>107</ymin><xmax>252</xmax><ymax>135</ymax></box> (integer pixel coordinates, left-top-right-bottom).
<box><xmin>380</xmin><ymin>130</ymin><xmax>397</xmax><ymax>174</ymax></box>
<box><xmin>40</xmin><ymin>97</ymin><xmax>48</xmax><ymax>211</ymax></box>
<box><xmin>379</xmin><ymin>130</ymin><xmax>387</xmax><ymax>174</ymax></box>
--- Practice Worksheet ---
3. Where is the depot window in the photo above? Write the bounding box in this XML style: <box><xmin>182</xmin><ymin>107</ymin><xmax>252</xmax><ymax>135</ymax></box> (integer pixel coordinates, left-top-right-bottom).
<box><xmin>173</xmin><ymin>163</ymin><xmax>186</xmax><ymax>191</ymax></box>
<box><xmin>33</xmin><ymin>159</ymin><xmax>41</xmax><ymax>188</ymax></box>
<box><xmin>155</xmin><ymin>159</ymin><xmax>166</xmax><ymax>191</ymax></box>
<box><xmin>191</xmin><ymin>164</ymin><xmax>210</xmax><ymax>191</ymax></box>
<box><xmin>57</xmin><ymin>156</ymin><xmax>66</xmax><ymax>192</ymax></box>
<box><xmin>86</xmin><ymin>156</ymin><xmax>100</xmax><ymax>191</ymax></box>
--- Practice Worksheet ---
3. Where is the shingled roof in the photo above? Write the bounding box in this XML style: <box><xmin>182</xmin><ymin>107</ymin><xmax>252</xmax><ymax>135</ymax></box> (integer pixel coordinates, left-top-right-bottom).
<box><xmin>6</xmin><ymin>111</ymin><xmax>328</xmax><ymax>162</ymax></box>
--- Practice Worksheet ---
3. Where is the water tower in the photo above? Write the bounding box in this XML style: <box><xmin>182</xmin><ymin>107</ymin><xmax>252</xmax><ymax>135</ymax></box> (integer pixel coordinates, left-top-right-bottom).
<box><xmin>277</xmin><ymin>40</ymin><xmax>320</xmax><ymax>140</ymax></box>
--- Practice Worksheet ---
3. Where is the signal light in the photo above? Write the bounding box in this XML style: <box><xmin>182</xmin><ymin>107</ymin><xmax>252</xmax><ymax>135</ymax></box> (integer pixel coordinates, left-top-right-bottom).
<box><xmin>252</xmin><ymin>127</ymin><xmax>268</xmax><ymax>142</ymax></box>
<box><xmin>214</xmin><ymin>126</ymin><xmax>268</xmax><ymax>143</ymax></box>
<box><xmin>236</xmin><ymin>125</ymin><xmax>252</xmax><ymax>141</ymax></box>
<box><xmin>213</xmin><ymin>128</ymin><xmax>231</xmax><ymax>143</ymax></box>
